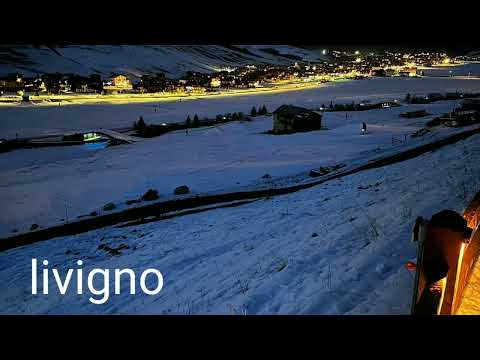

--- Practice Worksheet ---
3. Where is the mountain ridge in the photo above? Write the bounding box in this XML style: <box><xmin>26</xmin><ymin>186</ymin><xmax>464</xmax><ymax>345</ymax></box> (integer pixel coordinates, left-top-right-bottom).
<box><xmin>0</xmin><ymin>45</ymin><xmax>326</xmax><ymax>79</ymax></box>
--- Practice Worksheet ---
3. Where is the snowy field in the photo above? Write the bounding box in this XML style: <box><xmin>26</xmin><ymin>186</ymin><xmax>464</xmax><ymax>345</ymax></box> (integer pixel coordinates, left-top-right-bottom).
<box><xmin>1</xmin><ymin>74</ymin><xmax>480</xmax><ymax>314</ymax></box>
<box><xmin>421</xmin><ymin>62</ymin><xmax>480</xmax><ymax>77</ymax></box>
<box><xmin>0</xmin><ymin>100</ymin><xmax>473</xmax><ymax>237</ymax></box>
<box><xmin>1</xmin><ymin>132</ymin><xmax>479</xmax><ymax>314</ymax></box>
<box><xmin>1</xmin><ymin>76</ymin><xmax>480</xmax><ymax>237</ymax></box>
<box><xmin>2</xmin><ymin>76</ymin><xmax>480</xmax><ymax>139</ymax></box>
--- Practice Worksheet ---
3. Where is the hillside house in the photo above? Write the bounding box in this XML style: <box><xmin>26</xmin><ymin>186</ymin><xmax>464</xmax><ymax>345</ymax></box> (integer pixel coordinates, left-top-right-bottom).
<box><xmin>272</xmin><ymin>105</ymin><xmax>322</xmax><ymax>134</ymax></box>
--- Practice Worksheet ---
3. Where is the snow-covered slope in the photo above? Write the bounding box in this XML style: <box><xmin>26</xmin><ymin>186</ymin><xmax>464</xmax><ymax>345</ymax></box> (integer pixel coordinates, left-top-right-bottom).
<box><xmin>1</xmin><ymin>131</ymin><xmax>479</xmax><ymax>314</ymax></box>
<box><xmin>2</xmin><ymin>76</ymin><xmax>480</xmax><ymax>236</ymax></box>
<box><xmin>0</xmin><ymin>45</ymin><xmax>326</xmax><ymax>79</ymax></box>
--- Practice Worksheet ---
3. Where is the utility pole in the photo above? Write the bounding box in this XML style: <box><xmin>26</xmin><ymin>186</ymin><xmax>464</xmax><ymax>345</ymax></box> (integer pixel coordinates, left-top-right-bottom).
<box><xmin>65</xmin><ymin>201</ymin><xmax>68</xmax><ymax>224</ymax></box>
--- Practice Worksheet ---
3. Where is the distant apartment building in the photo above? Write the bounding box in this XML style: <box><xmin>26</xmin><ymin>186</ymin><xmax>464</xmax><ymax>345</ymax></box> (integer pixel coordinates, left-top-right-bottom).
<box><xmin>76</xmin><ymin>84</ymin><xmax>97</xmax><ymax>93</ymax></box>
<box><xmin>385</xmin><ymin>68</ymin><xmax>396</xmax><ymax>77</ymax></box>
<box><xmin>185</xmin><ymin>86</ymin><xmax>206</xmax><ymax>95</ymax></box>
<box><xmin>24</xmin><ymin>78</ymin><xmax>47</xmax><ymax>94</ymax></box>
<box><xmin>210</xmin><ymin>78</ymin><xmax>221</xmax><ymax>88</ymax></box>
<box><xmin>369</xmin><ymin>68</ymin><xmax>387</xmax><ymax>77</ymax></box>
<box><xmin>398</xmin><ymin>66</ymin><xmax>418</xmax><ymax>77</ymax></box>
<box><xmin>112</xmin><ymin>75</ymin><xmax>132</xmax><ymax>88</ymax></box>
<box><xmin>0</xmin><ymin>74</ymin><xmax>24</xmax><ymax>94</ymax></box>
<box><xmin>103</xmin><ymin>75</ymin><xmax>133</xmax><ymax>94</ymax></box>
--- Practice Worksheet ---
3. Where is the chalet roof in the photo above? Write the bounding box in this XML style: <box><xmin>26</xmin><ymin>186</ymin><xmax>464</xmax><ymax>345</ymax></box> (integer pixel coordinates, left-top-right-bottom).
<box><xmin>273</xmin><ymin>104</ymin><xmax>311</xmax><ymax>115</ymax></box>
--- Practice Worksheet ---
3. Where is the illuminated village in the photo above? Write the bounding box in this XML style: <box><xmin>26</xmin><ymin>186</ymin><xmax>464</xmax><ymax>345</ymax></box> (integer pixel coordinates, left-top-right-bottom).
<box><xmin>0</xmin><ymin>49</ymin><xmax>469</xmax><ymax>101</ymax></box>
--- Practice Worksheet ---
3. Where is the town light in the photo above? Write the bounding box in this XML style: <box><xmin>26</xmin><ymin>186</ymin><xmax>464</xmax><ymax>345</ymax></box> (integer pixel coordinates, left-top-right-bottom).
<box><xmin>322</xmin><ymin>49</ymin><xmax>327</xmax><ymax>55</ymax></box>
<box><xmin>355</xmin><ymin>57</ymin><xmax>362</xmax><ymax>63</ymax></box>
<box><xmin>354</xmin><ymin>50</ymin><xmax>360</xmax><ymax>55</ymax></box>
<box><xmin>443</xmin><ymin>57</ymin><xmax>451</xmax><ymax>64</ymax></box>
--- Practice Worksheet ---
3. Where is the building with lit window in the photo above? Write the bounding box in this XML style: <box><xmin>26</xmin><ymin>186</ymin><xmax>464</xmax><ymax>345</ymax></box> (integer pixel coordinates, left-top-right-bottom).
<box><xmin>0</xmin><ymin>74</ymin><xmax>24</xmax><ymax>93</ymax></box>
<box><xmin>103</xmin><ymin>75</ymin><xmax>133</xmax><ymax>94</ymax></box>
<box><xmin>210</xmin><ymin>78</ymin><xmax>221</xmax><ymax>88</ymax></box>
<box><xmin>272</xmin><ymin>105</ymin><xmax>322</xmax><ymax>134</ymax></box>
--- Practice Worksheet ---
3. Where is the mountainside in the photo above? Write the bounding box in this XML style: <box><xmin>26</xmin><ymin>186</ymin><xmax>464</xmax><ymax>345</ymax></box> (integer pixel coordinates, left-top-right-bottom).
<box><xmin>467</xmin><ymin>49</ymin><xmax>480</xmax><ymax>57</ymax></box>
<box><xmin>0</xmin><ymin>45</ymin><xmax>326</xmax><ymax>79</ymax></box>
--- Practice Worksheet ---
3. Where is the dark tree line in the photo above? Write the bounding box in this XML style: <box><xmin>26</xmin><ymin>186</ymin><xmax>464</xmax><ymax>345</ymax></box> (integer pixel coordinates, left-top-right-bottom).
<box><xmin>184</xmin><ymin>106</ymin><xmax>268</xmax><ymax>127</ymax></box>
<box><xmin>133</xmin><ymin>116</ymin><xmax>146</xmax><ymax>130</ymax></box>
<box><xmin>250</xmin><ymin>105</ymin><xmax>268</xmax><ymax>117</ymax></box>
